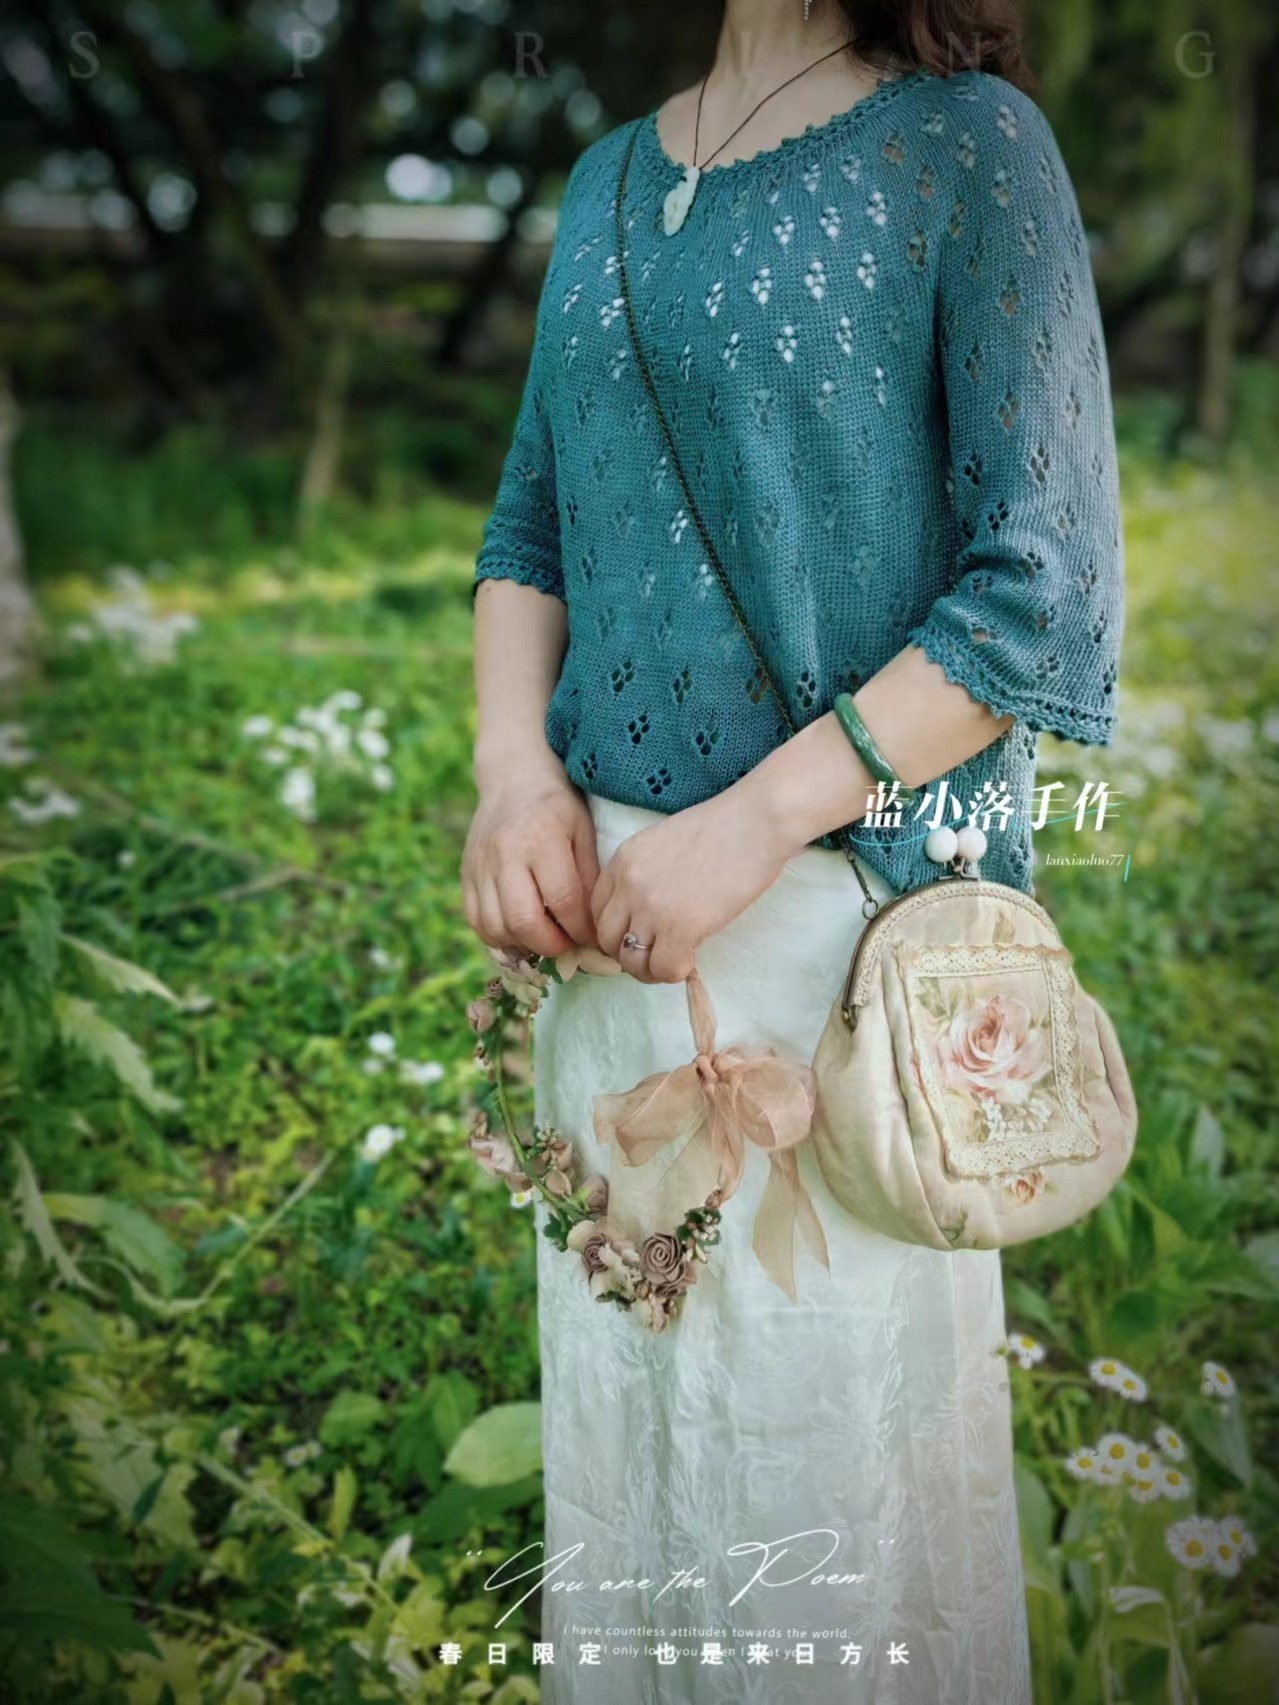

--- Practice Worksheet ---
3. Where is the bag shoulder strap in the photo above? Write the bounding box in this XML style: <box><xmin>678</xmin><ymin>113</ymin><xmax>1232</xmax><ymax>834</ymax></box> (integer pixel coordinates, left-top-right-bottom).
<box><xmin>613</xmin><ymin>121</ymin><xmax>875</xmax><ymax>909</ymax></box>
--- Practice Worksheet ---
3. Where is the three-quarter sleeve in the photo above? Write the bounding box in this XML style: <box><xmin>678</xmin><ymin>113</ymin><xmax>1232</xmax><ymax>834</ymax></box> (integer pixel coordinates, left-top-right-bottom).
<box><xmin>907</xmin><ymin>90</ymin><xmax>1124</xmax><ymax>745</ymax></box>
<box><xmin>472</xmin><ymin>206</ymin><xmax>567</xmax><ymax>603</ymax></box>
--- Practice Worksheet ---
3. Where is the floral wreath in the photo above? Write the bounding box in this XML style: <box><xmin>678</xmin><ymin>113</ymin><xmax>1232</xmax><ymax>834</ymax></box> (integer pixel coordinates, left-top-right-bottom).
<box><xmin>465</xmin><ymin>946</ymin><xmax>828</xmax><ymax>1333</ymax></box>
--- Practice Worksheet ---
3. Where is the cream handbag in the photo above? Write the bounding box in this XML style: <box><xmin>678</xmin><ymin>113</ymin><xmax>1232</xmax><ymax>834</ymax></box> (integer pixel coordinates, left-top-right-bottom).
<box><xmin>614</xmin><ymin>126</ymin><xmax>1139</xmax><ymax>1254</ymax></box>
<box><xmin>807</xmin><ymin>878</ymin><xmax>1138</xmax><ymax>1250</ymax></box>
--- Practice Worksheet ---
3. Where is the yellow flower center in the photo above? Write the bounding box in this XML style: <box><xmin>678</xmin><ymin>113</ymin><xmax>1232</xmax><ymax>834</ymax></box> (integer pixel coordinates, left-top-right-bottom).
<box><xmin>1186</xmin><ymin>1540</ymin><xmax>1204</xmax><ymax>1558</ymax></box>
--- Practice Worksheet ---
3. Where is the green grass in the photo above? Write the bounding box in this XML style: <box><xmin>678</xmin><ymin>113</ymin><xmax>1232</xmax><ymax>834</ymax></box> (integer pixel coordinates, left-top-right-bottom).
<box><xmin>0</xmin><ymin>398</ymin><xmax>1276</xmax><ymax>1701</ymax></box>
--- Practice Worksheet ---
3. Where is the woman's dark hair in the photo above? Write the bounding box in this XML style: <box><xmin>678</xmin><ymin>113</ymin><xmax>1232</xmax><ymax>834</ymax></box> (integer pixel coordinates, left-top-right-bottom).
<box><xmin>838</xmin><ymin>0</ymin><xmax>1035</xmax><ymax>91</ymax></box>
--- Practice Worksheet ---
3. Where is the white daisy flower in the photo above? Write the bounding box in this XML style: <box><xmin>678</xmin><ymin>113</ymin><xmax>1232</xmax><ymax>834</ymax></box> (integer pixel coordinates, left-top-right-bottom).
<box><xmin>1094</xmin><ymin>1460</ymin><xmax>1123</xmax><ymax>1486</ymax></box>
<box><xmin>1154</xmin><ymin>1424</ymin><xmax>1186</xmax><ymax>1461</ymax></box>
<box><xmin>1064</xmin><ymin>1447</ymin><xmax>1100</xmax><ymax>1482</ymax></box>
<box><xmin>366</xmin><ymin>1031</ymin><xmax>396</xmax><ymax>1058</ymax></box>
<box><xmin>1219</xmin><ymin>1518</ymin><xmax>1257</xmax><ymax>1559</ymax></box>
<box><xmin>1089</xmin><ymin>1357</ymin><xmax>1125</xmax><ymax>1391</ymax></box>
<box><xmin>1114</xmin><ymin>1367</ymin><xmax>1148</xmax><ymax>1402</ymax></box>
<box><xmin>1006</xmin><ymin>1331</ymin><xmax>1045</xmax><ymax>1369</ymax></box>
<box><xmin>284</xmin><ymin>1439</ymin><xmax>322</xmax><ymax>1468</ymax></box>
<box><xmin>1201</xmin><ymin>1360</ymin><xmax>1236</xmax><ymax>1399</ymax></box>
<box><xmin>1166</xmin><ymin>1517</ymin><xmax>1215</xmax><ymax>1571</ymax></box>
<box><xmin>356</xmin><ymin>727</ymin><xmax>391</xmax><ymax>760</ymax></box>
<box><xmin>1157</xmin><ymin>1464</ymin><xmax>1193</xmax><ymax>1501</ymax></box>
<box><xmin>241</xmin><ymin>714</ymin><xmax>274</xmax><ymax>739</ymax></box>
<box><xmin>1128</xmin><ymin>1474</ymin><xmax>1161</xmax><ymax>1504</ymax></box>
<box><xmin>279</xmin><ymin>726</ymin><xmax>321</xmax><ymax>753</ymax></box>
<box><xmin>399</xmin><ymin>1060</ymin><xmax>444</xmax><ymax>1087</ymax></box>
<box><xmin>509</xmin><ymin>1189</ymin><xmax>535</xmax><ymax>1208</ymax></box>
<box><xmin>1097</xmin><ymin>1433</ymin><xmax>1136</xmax><ymax>1472</ymax></box>
<box><xmin>327</xmin><ymin>689</ymin><xmax>363</xmax><ymax>712</ymax></box>
<box><xmin>370</xmin><ymin>763</ymin><xmax>395</xmax><ymax>792</ymax></box>
<box><xmin>0</xmin><ymin>722</ymin><xmax>35</xmax><ymax>767</ymax></box>
<box><xmin>279</xmin><ymin>767</ymin><xmax>316</xmax><ymax>822</ymax></box>
<box><xmin>9</xmin><ymin>781</ymin><xmax>81</xmax><ymax>825</ymax></box>
<box><xmin>360</xmin><ymin>1123</ymin><xmax>405</xmax><ymax>1162</ymax></box>
<box><xmin>368</xmin><ymin>947</ymin><xmax>401</xmax><ymax>972</ymax></box>
<box><xmin>1127</xmin><ymin>1441</ymin><xmax>1160</xmax><ymax>1478</ymax></box>
<box><xmin>1207</xmin><ymin>1526</ymin><xmax>1242</xmax><ymax>1578</ymax></box>
<box><xmin>262</xmin><ymin>745</ymin><xmax>289</xmax><ymax>767</ymax></box>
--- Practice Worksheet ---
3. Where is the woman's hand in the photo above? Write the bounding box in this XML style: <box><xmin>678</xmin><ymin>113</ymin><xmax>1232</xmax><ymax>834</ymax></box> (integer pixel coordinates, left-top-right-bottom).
<box><xmin>462</xmin><ymin>755</ymin><xmax>601</xmax><ymax>960</ymax></box>
<box><xmin>590</xmin><ymin>783</ymin><xmax>802</xmax><ymax>984</ymax></box>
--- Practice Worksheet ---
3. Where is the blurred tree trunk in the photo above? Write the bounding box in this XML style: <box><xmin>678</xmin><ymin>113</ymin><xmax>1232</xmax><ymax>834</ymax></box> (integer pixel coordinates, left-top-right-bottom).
<box><xmin>298</xmin><ymin>274</ymin><xmax>360</xmax><ymax>528</ymax></box>
<box><xmin>0</xmin><ymin>371</ymin><xmax>39</xmax><ymax>692</ymax></box>
<box><xmin>1193</xmin><ymin>13</ymin><xmax>1259</xmax><ymax>443</ymax></box>
<box><xmin>435</xmin><ymin>179</ymin><xmax>540</xmax><ymax>372</ymax></box>
<box><xmin>283</xmin><ymin>0</ymin><xmax>377</xmax><ymax>304</ymax></box>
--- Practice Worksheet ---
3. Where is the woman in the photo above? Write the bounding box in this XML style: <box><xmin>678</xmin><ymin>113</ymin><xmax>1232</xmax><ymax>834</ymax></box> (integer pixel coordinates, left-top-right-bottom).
<box><xmin>464</xmin><ymin>0</ymin><xmax>1123</xmax><ymax>1697</ymax></box>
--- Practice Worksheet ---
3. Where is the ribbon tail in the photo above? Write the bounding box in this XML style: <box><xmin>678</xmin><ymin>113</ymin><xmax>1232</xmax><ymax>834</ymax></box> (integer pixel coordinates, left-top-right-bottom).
<box><xmin>752</xmin><ymin>1147</ymin><xmax>830</xmax><ymax>1302</ymax></box>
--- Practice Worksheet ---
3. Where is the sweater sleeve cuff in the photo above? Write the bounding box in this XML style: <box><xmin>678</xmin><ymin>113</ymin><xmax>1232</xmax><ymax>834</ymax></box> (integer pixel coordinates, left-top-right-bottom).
<box><xmin>907</xmin><ymin>617</ymin><xmax>1117</xmax><ymax>747</ymax></box>
<box><xmin>472</xmin><ymin>554</ymin><xmax>566</xmax><ymax>605</ymax></box>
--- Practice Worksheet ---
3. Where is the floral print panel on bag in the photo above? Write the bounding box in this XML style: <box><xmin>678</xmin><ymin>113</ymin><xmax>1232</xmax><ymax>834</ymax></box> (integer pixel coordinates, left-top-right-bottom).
<box><xmin>898</xmin><ymin>940</ymin><xmax>1100</xmax><ymax>1181</ymax></box>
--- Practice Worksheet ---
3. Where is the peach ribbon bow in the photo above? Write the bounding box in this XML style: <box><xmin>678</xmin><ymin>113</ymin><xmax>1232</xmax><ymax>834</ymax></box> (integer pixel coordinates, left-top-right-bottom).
<box><xmin>592</xmin><ymin>968</ymin><xmax>829</xmax><ymax>1301</ymax></box>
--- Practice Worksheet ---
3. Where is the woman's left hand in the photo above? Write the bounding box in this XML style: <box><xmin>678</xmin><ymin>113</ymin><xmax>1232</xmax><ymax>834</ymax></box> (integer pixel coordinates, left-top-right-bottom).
<box><xmin>590</xmin><ymin>785</ymin><xmax>801</xmax><ymax>984</ymax></box>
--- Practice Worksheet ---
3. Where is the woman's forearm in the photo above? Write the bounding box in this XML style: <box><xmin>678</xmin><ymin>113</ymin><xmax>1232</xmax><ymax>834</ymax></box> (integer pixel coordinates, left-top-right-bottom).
<box><xmin>739</xmin><ymin>644</ymin><xmax>1016</xmax><ymax>850</ymax></box>
<box><xmin>472</xmin><ymin>579</ymin><xmax>569</xmax><ymax>793</ymax></box>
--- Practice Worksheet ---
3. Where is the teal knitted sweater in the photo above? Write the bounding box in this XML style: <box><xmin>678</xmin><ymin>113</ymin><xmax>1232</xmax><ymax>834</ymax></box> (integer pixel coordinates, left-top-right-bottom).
<box><xmin>473</xmin><ymin>68</ymin><xmax>1124</xmax><ymax>896</ymax></box>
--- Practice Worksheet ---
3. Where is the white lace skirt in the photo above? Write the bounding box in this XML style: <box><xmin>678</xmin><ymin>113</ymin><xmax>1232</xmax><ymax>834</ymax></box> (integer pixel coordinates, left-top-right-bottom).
<box><xmin>532</xmin><ymin>793</ymin><xmax>1031</xmax><ymax>1704</ymax></box>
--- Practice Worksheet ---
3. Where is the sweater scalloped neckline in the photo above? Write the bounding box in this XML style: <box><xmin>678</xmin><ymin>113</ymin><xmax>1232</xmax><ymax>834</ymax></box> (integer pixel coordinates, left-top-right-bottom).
<box><xmin>642</xmin><ymin>64</ymin><xmax>934</xmax><ymax>186</ymax></box>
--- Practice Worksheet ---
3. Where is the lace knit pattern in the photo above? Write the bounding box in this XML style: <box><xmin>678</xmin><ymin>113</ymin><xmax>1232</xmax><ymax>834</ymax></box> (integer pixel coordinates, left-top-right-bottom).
<box><xmin>473</xmin><ymin>68</ymin><xmax>1125</xmax><ymax>896</ymax></box>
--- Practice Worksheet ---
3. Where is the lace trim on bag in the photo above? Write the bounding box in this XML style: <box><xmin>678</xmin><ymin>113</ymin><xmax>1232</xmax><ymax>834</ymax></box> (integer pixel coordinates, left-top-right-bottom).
<box><xmin>896</xmin><ymin>939</ymin><xmax>1100</xmax><ymax>1180</ymax></box>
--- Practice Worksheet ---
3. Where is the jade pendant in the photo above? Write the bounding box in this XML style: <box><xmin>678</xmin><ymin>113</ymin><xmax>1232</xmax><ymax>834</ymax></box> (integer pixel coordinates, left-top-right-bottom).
<box><xmin>662</xmin><ymin>165</ymin><xmax>700</xmax><ymax>236</ymax></box>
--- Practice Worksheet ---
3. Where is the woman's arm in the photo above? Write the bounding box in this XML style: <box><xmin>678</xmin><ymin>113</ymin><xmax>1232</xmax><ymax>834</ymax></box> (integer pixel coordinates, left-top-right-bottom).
<box><xmin>739</xmin><ymin>647</ymin><xmax>1014</xmax><ymax>847</ymax></box>
<box><xmin>463</xmin><ymin>580</ymin><xmax>599</xmax><ymax>958</ymax></box>
<box><xmin>462</xmin><ymin>154</ymin><xmax>601</xmax><ymax>959</ymax></box>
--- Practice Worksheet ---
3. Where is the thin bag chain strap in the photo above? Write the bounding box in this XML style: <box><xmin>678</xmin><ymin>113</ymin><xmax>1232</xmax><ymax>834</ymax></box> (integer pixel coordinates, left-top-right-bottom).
<box><xmin>613</xmin><ymin>121</ymin><xmax>876</xmax><ymax>911</ymax></box>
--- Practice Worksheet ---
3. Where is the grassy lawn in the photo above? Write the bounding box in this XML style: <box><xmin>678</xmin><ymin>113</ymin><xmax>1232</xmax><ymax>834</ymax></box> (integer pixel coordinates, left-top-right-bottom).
<box><xmin>0</xmin><ymin>398</ymin><xmax>1276</xmax><ymax>1701</ymax></box>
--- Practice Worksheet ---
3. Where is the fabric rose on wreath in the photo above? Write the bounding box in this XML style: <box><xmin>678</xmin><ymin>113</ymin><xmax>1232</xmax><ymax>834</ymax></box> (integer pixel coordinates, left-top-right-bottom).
<box><xmin>630</xmin><ymin>1233</ymin><xmax>699</xmax><ymax>1335</ymax></box>
<box><xmin>936</xmin><ymin>995</ymin><xmax>1050</xmax><ymax>1107</ymax></box>
<box><xmin>566</xmin><ymin>1217</ymin><xmax>643</xmax><ymax>1302</ymax></box>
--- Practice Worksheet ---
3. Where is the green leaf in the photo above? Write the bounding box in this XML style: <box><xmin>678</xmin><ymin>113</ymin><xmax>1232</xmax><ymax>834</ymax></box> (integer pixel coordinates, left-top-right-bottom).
<box><xmin>17</xmin><ymin>892</ymin><xmax>61</xmax><ymax>985</ymax></box>
<box><xmin>10</xmin><ymin>1142</ymin><xmax>103</xmax><ymax>1295</ymax></box>
<box><xmin>1184</xmin><ymin>1398</ymin><xmax>1253</xmax><ymax>1487</ymax></box>
<box><xmin>1244</xmin><ymin>1231</ymin><xmax>1279</xmax><ymax>1289</ymax></box>
<box><xmin>428</xmin><ymin>1371</ymin><xmax>480</xmax><ymax>1451</ymax></box>
<box><xmin>43</xmin><ymin>1194</ymin><xmax>186</xmax><ymax>1295</ymax></box>
<box><xmin>444</xmin><ymin>1402</ymin><xmax>542</xmax><ymax>1488</ymax></box>
<box><xmin>55</xmin><ymin>995</ymin><xmax>180</xmax><ymax>1114</ymax></box>
<box><xmin>61</xmin><ymin>933</ymin><xmax>179</xmax><ymax>1003</ymax></box>
<box><xmin>1198</xmin><ymin>1623</ymin><xmax>1279</xmax><ymax>1704</ymax></box>
<box><xmin>0</xmin><ymin>1580</ymin><xmax>158</xmax><ymax>1657</ymax></box>
<box><xmin>0</xmin><ymin>1497</ymin><xmax>94</xmax><ymax>1582</ymax></box>
<box><xmin>318</xmin><ymin>1391</ymin><xmax>385</xmax><ymax>1447</ymax></box>
<box><xmin>329</xmin><ymin>1466</ymin><xmax>358</xmax><ymax>1541</ymax></box>
<box><xmin>1189</xmin><ymin>1105</ymin><xmax>1226</xmax><ymax>1179</ymax></box>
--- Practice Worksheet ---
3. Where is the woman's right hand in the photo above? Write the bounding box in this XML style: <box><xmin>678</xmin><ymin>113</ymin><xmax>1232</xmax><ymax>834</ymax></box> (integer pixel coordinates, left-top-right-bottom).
<box><xmin>461</xmin><ymin>755</ymin><xmax>602</xmax><ymax>960</ymax></box>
